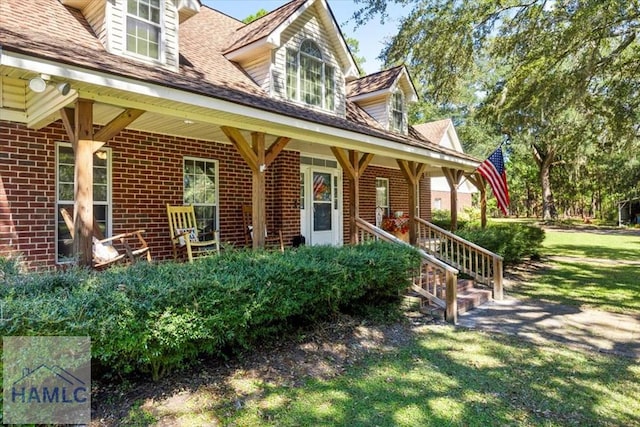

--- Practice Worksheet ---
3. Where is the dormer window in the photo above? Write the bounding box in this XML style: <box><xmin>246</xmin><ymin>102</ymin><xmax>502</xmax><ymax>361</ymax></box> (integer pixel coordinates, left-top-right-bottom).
<box><xmin>126</xmin><ymin>0</ymin><xmax>161</xmax><ymax>60</ymax></box>
<box><xmin>391</xmin><ymin>91</ymin><xmax>405</xmax><ymax>132</ymax></box>
<box><xmin>286</xmin><ymin>40</ymin><xmax>335</xmax><ymax>111</ymax></box>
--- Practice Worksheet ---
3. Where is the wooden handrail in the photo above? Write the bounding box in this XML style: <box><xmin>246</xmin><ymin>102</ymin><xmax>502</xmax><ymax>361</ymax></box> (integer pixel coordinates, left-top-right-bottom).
<box><xmin>416</xmin><ymin>218</ymin><xmax>503</xmax><ymax>300</ymax></box>
<box><xmin>355</xmin><ymin>217</ymin><xmax>459</xmax><ymax>323</ymax></box>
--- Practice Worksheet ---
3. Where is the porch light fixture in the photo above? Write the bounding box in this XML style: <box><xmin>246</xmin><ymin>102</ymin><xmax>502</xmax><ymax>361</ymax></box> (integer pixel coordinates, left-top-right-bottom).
<box><xmin>28</xmin><ymin>76</ymin><xmax>47</xmax><ymax>93</ymax></box>
<box><xmin>56</xmin><ymin>82</ymin><xmax>71</xmax><ymax>96</ymax></box>
<box><xmin>28</xmin><ymin>74</ymin><xmax>71</xmax><ymax>95</ymax></box>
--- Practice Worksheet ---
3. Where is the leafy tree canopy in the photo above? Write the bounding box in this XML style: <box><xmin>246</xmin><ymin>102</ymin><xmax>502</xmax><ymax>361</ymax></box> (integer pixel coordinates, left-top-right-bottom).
<box><xmin>243</xmin><ymin>8</ymin><xmax>268</xmax><ymax>24</ymax></box>
<box><xmin>354</xmin><ymin>0</ymin><xmax>640</xmax><ymax>219</ymax></box>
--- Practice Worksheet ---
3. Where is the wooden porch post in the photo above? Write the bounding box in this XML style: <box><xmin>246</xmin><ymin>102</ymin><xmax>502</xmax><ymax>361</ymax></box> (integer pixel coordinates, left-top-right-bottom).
<box><xmin>221</xmin><ymin>126</ymin><xmax>290</xmax><ymax>249</ymax></box>
<box><xmin>61</xmin><ymin>103</ymin><xmax>144</xmax><ymax>267</ymax></box>
<box><xmin>442</xmin><ymin>167</ymin><xmax>464</xmax><ymax>231</ymax></box>
<box><xmin>252</xmin><ymin>132</ymin><xmax>266</xmax><ymax>248</ymax></box>
<box><xmin>397</xmin><ymin>160</ymin><xmax>427</xmax><ymax>245</ymax></box>
<box><xmin>72</xmin><ymin>99</ymin><xmax>95</xmax><ymax>267</ymax></box>
<box><xmin>330</xmin><ymin>147</ymin><xmax>373</xmax><ymax>245</ymax></box>
<box><xmin>467</xmin><ymin>173</ymin><xmax>487</xmax><ymax>228</ymax></box>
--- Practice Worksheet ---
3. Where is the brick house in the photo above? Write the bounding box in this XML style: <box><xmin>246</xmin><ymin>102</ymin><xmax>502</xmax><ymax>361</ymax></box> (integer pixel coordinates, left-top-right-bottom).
<box><xmin>0</xmin><ymin>0</ymin><xmax>480</xmax><ymax>269</ymax></box>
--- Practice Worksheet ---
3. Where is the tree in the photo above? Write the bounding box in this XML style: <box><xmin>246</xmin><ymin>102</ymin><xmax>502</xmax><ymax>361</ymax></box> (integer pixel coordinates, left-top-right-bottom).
<box><xmin>354</xmin><ymin>0</ymin><xmax>640</xmax><ymax>219</ymax></box>
<box><xmin>243</xmin><ymin>8</ymin><xmax>268</xmax><ymax>24</ymax></box>
<box><xmin>345</xmin><ymin>37</ymin><xmax>367</xmax><ymax>76</ymax></box>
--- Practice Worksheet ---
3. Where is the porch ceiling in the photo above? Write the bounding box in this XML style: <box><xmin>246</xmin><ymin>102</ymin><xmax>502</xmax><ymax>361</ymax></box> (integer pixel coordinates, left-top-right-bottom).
<box><xmin>0</xmin><ymin>59</ymin><xmax>478</xmax><ymax>173</ymax></box>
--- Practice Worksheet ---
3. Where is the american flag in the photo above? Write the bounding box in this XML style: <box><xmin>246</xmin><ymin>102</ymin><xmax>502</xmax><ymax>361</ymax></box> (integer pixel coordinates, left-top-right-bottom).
<box><xmin>477</xmin><ymin>147</ymin><xmax>510</xmax><ymax>215</ymax></box>
<box><xmin>313</xmin><ymin>174</ymin><xmax>325</xmax><ymax>198</ymax></box>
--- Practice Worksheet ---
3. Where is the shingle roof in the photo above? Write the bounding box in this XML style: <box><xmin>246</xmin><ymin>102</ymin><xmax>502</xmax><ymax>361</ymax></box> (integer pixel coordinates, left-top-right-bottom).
<box><xmin>224</xmin><ymin>0</ymin><xmax>307</xmax><ymax>54</ymax></box>
<box><xmin>0</xmin><ymin>0</ymin><xmax>478</xmax><ymax>164</ymax></box>
<box><xmin>346</xmin><ymin>65</ymin><xmax>404</xmax><ymax>98</ymax></box>
<box><xmin>413</xmin><ymin>119</ymin><xmax>452</xmax><ymax>145</ymax></box>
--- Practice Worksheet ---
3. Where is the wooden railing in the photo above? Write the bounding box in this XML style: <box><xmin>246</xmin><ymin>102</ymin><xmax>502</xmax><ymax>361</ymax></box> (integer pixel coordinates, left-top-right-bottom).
<box><xmin>416</xmin><ymin>218</ymin><xmax>503</xmax><ymax>300</ymax></box>
<box><xmin>355</xmin><ymin>218</ymin><xmax>460</xmax><ymax>323</ymax></box>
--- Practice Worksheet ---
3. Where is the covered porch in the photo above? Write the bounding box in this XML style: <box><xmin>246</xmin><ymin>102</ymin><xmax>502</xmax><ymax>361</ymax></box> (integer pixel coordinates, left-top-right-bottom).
<box><xmin>0</xmin><ymin>56</ymin><xmax>481</xmax><ymax>268</ymax></box>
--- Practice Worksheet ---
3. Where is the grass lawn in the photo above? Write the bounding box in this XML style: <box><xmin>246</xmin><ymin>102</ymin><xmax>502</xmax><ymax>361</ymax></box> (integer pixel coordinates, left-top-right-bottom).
<box><xmin>132</xmin><ymin>325</ymin><xmax>640</xmax><ymax>426</ymax></box>
<box><xmin>507</xmin><ymin>229</ymin><xmax>640</xmax><ymax>314</ymax></box>
<box><xmin>106</xmin><ymin>225</ymin><xmax>640</xmax><ymax>425</ymax></box>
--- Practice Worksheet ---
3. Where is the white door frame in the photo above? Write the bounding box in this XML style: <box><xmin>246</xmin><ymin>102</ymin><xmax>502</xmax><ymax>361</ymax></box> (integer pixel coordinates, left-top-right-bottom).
<box><xmin>300</xmin><ymin>161</ymin><xmax>342</xmax><ymax>246</ymax></box>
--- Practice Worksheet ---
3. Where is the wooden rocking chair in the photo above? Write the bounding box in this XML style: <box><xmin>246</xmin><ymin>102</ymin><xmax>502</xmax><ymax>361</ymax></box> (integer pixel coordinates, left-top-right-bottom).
<box><xmin>60</xmin><ymin>207</ymin><xmax>151</xmax><ymax>268</ymax></box>
<box><xmin>242</xmin><ymin>204</ymin><xmax>284</xmax><ymax>252</ymax></box>
<box><xmin>166</xmin><ymin>204</ymin><xmax>220</xmax><ymax>262</ymax></box>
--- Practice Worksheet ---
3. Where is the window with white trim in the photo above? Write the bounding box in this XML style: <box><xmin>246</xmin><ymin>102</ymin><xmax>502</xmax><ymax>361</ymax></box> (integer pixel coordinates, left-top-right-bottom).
<box><xmin>126</xmin><ymin>0</ymin><xmax>161</xmax><ymax>60</ymax></box>
<box><xmin>56</xmin><ymin>143</ymin><xmax>111</xmax><ymax>263</ymax></box>
<box><xmin>391</xmin><ymin>91</ymin><xmax>405</xmax><ymax>132</ymax></box>
<box><xmin>376</xmin><ymin>178</ymin><xmax>390</xmax><ymax>218</ymax></box>
<box><xmin>183</xmin><ymin>157</ymin><xmax>218</xmax><ymax>234</ymax></box>
<box><xmin>286</xmin><ymin>40</ymin><xmax>335</xmax><ymax>110</ymax></box>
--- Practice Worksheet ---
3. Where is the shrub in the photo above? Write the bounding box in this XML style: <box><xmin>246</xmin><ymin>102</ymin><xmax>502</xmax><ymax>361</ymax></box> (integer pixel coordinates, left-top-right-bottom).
<box><xmin>0</xmin><ymin>243</ymin><xmax>420</xmax><ymax>380</ymax></box>
<box><xmin>454</xmin><ymin>223</ymin><xmax>545</xmax><ymax>265</ymax></box>
<box><xmin>430</xmin><ymin>209</ymin><xmax>475</xmax><ymax>230</ymax></box>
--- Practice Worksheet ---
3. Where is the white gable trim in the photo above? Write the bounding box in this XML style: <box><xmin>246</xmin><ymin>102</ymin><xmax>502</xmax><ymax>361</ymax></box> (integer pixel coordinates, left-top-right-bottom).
<box><xmin>270</xmin><ymin>0</ymin><xmax>358</xmax><ymax>78</ymax></box>
<box><xmin>226</xmin><ymin>0</ymin><xmax>359</xmax><ymax>78</ymax></box>
<box><xmin>443</xmin><ymin>122</ymin><xmax>464</xmax><ymax>152</ymax></box>
<box><xmin>348</xmin><ymin>88</ymin><xmax>390</xmax><ymax>103</ymax></box>
<box><xmin>391</xmin><ymin>67</ymin><xmax>418</xmax><ymax>102</ymax></box>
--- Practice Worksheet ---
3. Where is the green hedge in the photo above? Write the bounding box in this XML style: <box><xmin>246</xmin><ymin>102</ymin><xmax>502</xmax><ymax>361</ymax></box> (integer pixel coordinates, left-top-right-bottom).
<box><xmin>0</xmin><ymin>243</ymin><xmax>420</xmax><ymax>380</ymax></box>
<box><xmin>454</xmin><ymin>224</ymin><xmax>545</xmax><ymax>265</ymax></box>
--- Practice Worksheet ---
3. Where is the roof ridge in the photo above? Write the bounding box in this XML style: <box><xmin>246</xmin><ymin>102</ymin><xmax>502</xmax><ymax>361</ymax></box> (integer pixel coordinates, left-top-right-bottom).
<box><xmin>224</xmin><ymin>0</ymin><xmax>308</xmax><ymax>54</ymax></box>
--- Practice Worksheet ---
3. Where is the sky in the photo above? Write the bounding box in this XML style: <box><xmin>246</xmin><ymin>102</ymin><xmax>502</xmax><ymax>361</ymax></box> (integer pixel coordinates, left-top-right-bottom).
<box><xmin>200</xmin><ymin>0</ymin><xmax>408</xmax><ymax>74</ymax></box>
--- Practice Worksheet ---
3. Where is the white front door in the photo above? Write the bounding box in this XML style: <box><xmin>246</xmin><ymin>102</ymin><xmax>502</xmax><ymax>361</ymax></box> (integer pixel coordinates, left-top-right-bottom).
<box><xmin>300</xmin><ymin>165</ymin><xmax>342</xmax><ymax>246</ymax></box>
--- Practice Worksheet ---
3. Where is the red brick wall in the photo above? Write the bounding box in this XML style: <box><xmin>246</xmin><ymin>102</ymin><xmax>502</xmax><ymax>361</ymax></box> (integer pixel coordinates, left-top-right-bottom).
<box><xmin>0</xmin><ymin>121</ymin><xmax>61</xmax><ymax>270</ymax></box>
<box><xmin>1</xmin><ymin>119</ymin><xmax>434</xmax><ymax>269</ymax></box>
<box><xmin>341</xmin><ymin>165</ymin><xmax>432</xmax><ymax>242</ymax></box>
<box><xmin>0</xmin><ymin>120</ymin><xmax>300</xmax><ymax>269</ymax></box>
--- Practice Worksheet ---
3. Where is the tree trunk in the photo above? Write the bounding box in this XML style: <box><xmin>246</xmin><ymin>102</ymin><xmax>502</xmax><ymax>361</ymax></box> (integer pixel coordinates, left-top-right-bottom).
<box><xmin>532</xmin><ymin>144</ymin><xmax>556</xmax><ymax>220</ymax></box>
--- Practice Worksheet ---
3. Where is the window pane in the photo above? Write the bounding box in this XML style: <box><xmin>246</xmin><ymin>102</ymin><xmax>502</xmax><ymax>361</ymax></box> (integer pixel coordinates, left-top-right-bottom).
<box><xmin>301</xmin><ymin>55</ymin><xmax>322</xmax><ymax>106</ymax></box>
<box><xmin>376</xmin><ymin>179</ymin><xmax>389</xmax><ymax>208</ymax></box>
<box><xmin>94</xmin><ymin>184</ymin><xmax>108</xmax><ymax>202</ymax></box>
<box><xmin>313</xmin><ymin>203</ymin><xmax>331</xmax><ymax>231</ymax></box>
<box><xmin>149</xmin><ymin>41</ymin><xmax>159</xmax><ymax>59</ymax></box>
<box><xmin>94</xmin><ymin>168</ymin><xmax>107</xmax><ymax>185</ymax></box>
<box><xmin>300</xmin><ymin>172</ymin><xmax>305</xmax><ymax>210</ymax></box>
<box><xmin>140</xmin><ymin>3</ymin><xmax>149</xmax><ymax>20</ymax></box>
<box><xmin>59</xmin><ymin>146</ymin><xmax>74</xmax><ymax>164</ymax></box>
<box><xmin>392</xmin><ymin>92</ymin><xmax>404</xmax><ymax>131</ymax></box>
<box><xmin>313</xmin><ymin>172</ymin><xmax>331</xmax><ymax>201</ymax></box>
<box><xmin>300</xmin><ymin>40</ymin><xmax>322</xmax><ymax>58</ymax></box>
<box><xmin>286</xmin><ymin>49</ymin><xmax>298</xmax><ymax>100</ymax></box>
<box><xmin>94</xmin><ymin>150</ymin><xmax>108</xmax><ymax>167</ymax></box>
<box><xmin>325</xmin><ymin>66</ymin><xmax>335</xmax><ymax>110</ymax></box>
<box><xmin>194</xmin><ymin>206</ymin><xmax>216</xmax><ymax>234</ymax></box>
<box><xmin>59</xmin><ymin>164</ymin><xmax>74</xmax><ymax>183</ymax></box>
<box><xmin>59</xmin><ymin>184</ymin><xmax>74</xmax><ymax>201</ymax></box>
<box><xmin>184</xmin><ymin>158</ymin><xmax>218</xmax><ymax>230</ymax></box>
<box><xmin>127</xmin><ymin>0</ymin><xmax>137</xmax><ymax>15</ymax></box>
<box><xmin>184</xmin><ymin>159</ymin><xmax>195</xmax><ymax>174</ymax></box>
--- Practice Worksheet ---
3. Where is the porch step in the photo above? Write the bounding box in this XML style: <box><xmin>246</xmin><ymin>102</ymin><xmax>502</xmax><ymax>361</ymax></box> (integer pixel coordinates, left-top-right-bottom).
<box><xmin>456</xmin><ymin>286</ymin><xmax>492</xmax><ymax>315</ymax></box>
<box><xmin>405</xmin><ymin>278</ymin><xmax>492</xmax><ymax>318</ymax></box>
